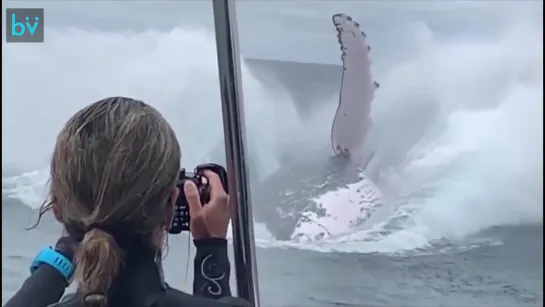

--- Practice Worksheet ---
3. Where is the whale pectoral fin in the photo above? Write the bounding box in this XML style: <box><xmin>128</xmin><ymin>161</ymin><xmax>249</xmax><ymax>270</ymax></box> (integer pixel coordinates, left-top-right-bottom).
<box><xmin>332</xmin><ymin>13</ymin><xmax>348</xmax><ymax>26</ymax></box>
<box><xmin>335</xmin><ymin>144</ymin><xmax>351</xmax><ymax>157</ymax></box>
<box><xmin>331</xmin><ymin>13</ymin><xmax>378</xmax><ymax>159</ymax></box>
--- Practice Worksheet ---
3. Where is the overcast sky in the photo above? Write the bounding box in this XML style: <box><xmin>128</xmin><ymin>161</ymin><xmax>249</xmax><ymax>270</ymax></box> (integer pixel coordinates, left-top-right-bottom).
<box><xmin>4</xmin><ymin>0</ymin><xmax>543</xmax><ymax>62</ymax></box>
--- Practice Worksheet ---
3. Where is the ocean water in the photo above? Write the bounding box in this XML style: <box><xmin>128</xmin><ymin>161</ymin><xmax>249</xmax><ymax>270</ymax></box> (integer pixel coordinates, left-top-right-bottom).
<box><xmin>2</xmin><ymin>1</ymin><xmax>543</xmax><ymax>306</ymax></box>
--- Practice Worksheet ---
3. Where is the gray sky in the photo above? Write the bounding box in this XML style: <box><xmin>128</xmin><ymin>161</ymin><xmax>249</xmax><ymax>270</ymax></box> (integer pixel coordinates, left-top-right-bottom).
<box><xmin>4</xmin><ymin>0</ymin><xmax>543</xmax><ymax>63</ymax></box>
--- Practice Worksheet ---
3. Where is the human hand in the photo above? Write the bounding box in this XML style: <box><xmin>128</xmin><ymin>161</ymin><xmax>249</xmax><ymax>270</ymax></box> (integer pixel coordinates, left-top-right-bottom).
<box><xmin>185</xmin><ymin>170</ymin><xmax>230</xmax><ymax>239</ymax></box>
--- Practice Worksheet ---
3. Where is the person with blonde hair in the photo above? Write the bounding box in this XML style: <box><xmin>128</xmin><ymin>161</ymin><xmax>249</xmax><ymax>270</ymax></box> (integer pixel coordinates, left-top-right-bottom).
<box><xmin>5</xmin><ymin>97</ymin><xmax>250</xmax><ymax>307</ymax></box>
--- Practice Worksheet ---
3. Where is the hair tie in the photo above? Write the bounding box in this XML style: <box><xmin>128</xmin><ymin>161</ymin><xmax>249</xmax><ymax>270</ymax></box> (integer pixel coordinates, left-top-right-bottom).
<box><xmin>83</xmin><ymin>292</ymin><xmax>108</xmax><ymax>306</ymax></box>
<box><xmin>85</xmin><ymin>223</ymin><xmax>110</xmax><ymax>234</ymax></box>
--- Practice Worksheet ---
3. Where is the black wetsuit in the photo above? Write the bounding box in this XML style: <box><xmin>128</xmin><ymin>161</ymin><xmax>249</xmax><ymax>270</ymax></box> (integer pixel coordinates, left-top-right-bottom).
<box><xmin>4</xmin><ymin>238</ymin><xmax>250</xmax><ymax>307</ymax></box>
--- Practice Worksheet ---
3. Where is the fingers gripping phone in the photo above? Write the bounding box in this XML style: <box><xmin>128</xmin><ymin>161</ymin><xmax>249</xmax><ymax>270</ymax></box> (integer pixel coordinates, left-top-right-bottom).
<box><xmin>168</xmin><ymin>163</ymin><xmax>229</xmax><ymax>234</ymax></box>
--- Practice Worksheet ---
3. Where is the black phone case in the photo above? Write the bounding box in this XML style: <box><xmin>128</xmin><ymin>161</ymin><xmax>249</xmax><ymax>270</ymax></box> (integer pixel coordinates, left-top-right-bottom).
<box><xmin>169</xmin><ymin>163</ymin><xmax>228</xmax><ymax>234</ymax></box>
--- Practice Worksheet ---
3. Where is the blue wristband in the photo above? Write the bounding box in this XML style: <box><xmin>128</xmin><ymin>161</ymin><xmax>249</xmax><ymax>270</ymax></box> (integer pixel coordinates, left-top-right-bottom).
<box><xmin>30</xmin><ymin>246</ymin><xmax>74</xmax><ymax>282</ymax></box>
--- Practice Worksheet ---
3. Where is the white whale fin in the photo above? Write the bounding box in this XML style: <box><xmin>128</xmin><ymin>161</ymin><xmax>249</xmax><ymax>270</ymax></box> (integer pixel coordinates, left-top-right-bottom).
<box><xmin>330</xmin><ymin>13</ymin><xmax>379</xmax><ymax>165</ymax></box>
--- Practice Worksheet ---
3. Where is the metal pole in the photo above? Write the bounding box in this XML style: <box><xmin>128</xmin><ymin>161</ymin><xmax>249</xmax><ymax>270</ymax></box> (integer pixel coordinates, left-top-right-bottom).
<box><xmin>212</xmin><ymin>0</ymin><xmax>260</xmax><ymax>305</ymax></box>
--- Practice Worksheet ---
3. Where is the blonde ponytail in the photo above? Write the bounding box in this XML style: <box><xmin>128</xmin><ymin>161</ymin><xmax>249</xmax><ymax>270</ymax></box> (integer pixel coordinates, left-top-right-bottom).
<box><xmin>75</xmin><ymin>228</ymin><xmax>124</xmax><ymax>307</ymax></box>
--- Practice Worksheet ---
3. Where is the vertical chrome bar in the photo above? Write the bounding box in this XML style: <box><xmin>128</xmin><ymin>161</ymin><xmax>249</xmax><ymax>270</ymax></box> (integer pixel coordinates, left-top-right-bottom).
<box><xmin>211</xmin><ymin>0</ymin><xmax>260</xmax><ymax>305</ymax></box>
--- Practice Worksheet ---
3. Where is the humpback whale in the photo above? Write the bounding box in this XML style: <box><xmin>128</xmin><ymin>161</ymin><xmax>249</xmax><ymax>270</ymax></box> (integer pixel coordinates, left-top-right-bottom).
<box><xmin>330</xmin><ymin>13</ymin><xmax>380</xmax><ymax>164</ymax></box>
<box><xmin>212</xmin><ymin>14</ymin><xmax>383</xmax><ymax>241</ymax></box>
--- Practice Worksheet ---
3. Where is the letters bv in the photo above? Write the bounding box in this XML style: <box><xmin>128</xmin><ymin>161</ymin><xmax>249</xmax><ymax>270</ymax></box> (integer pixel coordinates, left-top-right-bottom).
<box><xmin>11</xmin><ymin>13</ymin><xmax>40</xmax><ymax>36</ymax></box>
